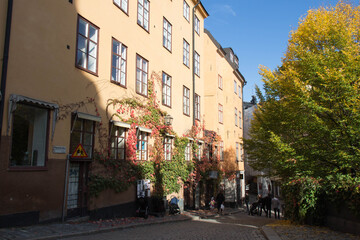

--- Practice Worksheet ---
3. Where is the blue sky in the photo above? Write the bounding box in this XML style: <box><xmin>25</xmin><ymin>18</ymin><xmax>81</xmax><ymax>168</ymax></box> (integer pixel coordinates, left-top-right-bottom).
<box><xmin>203</xmin><ymin>0</ymin><xmax>356</xmax><ymax>102</ymax></box>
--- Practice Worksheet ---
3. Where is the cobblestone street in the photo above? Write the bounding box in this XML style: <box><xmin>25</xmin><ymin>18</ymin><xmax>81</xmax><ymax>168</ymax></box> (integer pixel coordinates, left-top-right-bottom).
<box><xmin>0</xmin><ymin>209</ymin><xmax>359</xmax><ymax>240</ymax></box>
<box><xmin>64</xmin><ymin>219</ymin><xmax>266</xmax><ymax>240</ymax></box>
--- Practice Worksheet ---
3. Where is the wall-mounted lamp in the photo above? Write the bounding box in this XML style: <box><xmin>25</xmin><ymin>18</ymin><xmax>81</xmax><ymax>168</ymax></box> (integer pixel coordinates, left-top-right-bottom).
<box><xmin>164</xmin><ymin>114</ymin><xmax>173</xmax><ymax>126</ymax></box>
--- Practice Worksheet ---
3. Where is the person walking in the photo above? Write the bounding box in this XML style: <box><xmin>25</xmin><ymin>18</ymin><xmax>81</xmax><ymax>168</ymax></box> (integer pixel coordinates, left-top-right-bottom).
<box><xmin>272</xmin><ymin>195</ymin><xmax>281</xmax><ymax>219</ymax></box>
<box><xmin>216</xmin><ymin>191</ymin><xmax>225</xmax><ymax>214</ymax></box>
<box><xmin>245</xmin><ymin>192</ymin><xmax>250</xmax><ymax>215</ymax></box>
<box><xmin>265</xmin><ymin>194</ymin><xmax>272</xmax><ymax>218</ymax></box>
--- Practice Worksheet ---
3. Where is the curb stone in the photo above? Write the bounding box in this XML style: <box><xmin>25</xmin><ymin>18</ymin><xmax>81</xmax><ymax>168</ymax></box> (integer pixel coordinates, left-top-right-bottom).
<box><xmin>261</xmin><ymin>226</ymin><xmax>282</xmax><ymax>240</ymax></box>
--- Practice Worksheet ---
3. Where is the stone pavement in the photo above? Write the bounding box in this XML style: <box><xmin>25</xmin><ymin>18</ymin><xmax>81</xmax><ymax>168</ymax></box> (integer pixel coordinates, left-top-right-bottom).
<box><xmin>0</xmin><ymin>208</ymin><xmax>359</xmax><ymax>240</ymax></box>
<box><xmin>267</xmin><ymin>220</ymin><xmax>360</xmax><ymax>240</ymax></box>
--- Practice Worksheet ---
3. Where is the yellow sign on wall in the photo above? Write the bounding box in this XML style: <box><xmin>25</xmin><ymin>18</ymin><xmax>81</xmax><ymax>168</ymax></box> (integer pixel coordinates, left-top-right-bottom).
<box><xmin>71</xmin><ymin>144</ymin><xmax>88</xmax><ymax>158</ymax></box>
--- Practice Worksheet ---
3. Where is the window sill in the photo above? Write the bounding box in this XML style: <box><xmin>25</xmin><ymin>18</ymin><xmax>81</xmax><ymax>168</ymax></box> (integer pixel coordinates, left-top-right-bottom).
<box><xmin>8</xmin><ymin>166</ymin><xmax>48</xmax><ymax>172</ymax></box>
<box><xmin>75</xmin><ymin>65</ymin><xmax>99</xmax><ymax>77</ymax></box>
<box><xmin>110</xmin><ymin>80</ymin><xmax>127</xmax><ymax>89</ymax></box>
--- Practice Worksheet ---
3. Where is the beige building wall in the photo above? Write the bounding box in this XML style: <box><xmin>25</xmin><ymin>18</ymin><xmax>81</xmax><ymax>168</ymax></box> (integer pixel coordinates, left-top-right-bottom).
<box><xmin>0</xmin><ymin>0</ymin><xmax>209</xmax><ymax>222</ymax></box>
<box><xmin>203</xmin><ymin>30</ymin><xmax>245</xmax><ymax>199</ymax></box>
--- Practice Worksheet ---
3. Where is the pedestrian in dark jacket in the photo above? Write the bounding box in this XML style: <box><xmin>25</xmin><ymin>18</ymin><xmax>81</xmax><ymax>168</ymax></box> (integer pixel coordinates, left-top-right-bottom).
<box><xmin>265</xmin><ymin>194</ymin><xmax>272</xmax><ymax>218</ymax></box>
<box><xmin>216</xmin><ymin>191</ymin><xmax>225</xmax><ymax>214</ymax></box>
<box><xmin>245</xmin><ymin>192</ymin><xmax>250</xmax><ymax>215</ymax></box>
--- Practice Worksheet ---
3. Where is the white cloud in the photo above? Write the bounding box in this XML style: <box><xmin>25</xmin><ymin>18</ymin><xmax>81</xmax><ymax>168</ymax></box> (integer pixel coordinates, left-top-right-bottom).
<box><xmin>211</xmin><ymin>4</ymin><xmax>237</xmax><ymax>17</ymax></box>
<box><xmin>223</xmin><ymin>4</ymin><xmax>236</xmax><ymax>17</ymax></box>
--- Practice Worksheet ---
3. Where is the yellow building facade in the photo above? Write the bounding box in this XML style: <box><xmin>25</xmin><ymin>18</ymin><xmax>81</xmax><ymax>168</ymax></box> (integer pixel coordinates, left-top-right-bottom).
<box><xmin>203</xmin><ymin>30</ymin><xmax>246</xmax><ymax>205</ymax></box>
<box><xmin>0</xmin><ymin>0</ymin><xmax>244</xmax><ymax>227</ymax></box>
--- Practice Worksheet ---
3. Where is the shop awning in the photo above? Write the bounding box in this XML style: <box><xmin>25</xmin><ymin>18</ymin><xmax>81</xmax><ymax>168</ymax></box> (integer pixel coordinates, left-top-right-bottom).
<box><xmin>8</xmin><ymin>94</ymin><xmax>59</xmax><ymax>139</ymax></box>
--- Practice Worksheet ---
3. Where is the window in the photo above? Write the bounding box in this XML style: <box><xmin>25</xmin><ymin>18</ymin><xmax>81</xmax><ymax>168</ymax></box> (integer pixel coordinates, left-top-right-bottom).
<box><xmin>110</xmin><ymin>126</ymin><xmax>126</xmax><ymax>161</ymax></box>
<box><xmin>218</xmin><ymin>75</ymin><xmax>223</xmax><ymax>89</ymax></box>
<box><xmin>230</xmin><ymin>52</ymin><xmax>234</xmax><ymax>62</ymax></box>
<box><xmin>162</xmin><ymin>72</ymin><xmax>171</xmax><ymax>107</ymax></box>
<box><xmin>111</xmin><ymin>38</ymin><xmax>127</xmax><ymax>87</ymax></box>
<box><xmin>236</xmin><ymin>142</ymin><xmax>239</xmax><ymax>162</ymax></box>
<box><xmin>183</xmin><ymin>86</ymin><xmax>190</xmax><ymax>116</ymax></box>
<box><xmin>163</xmin><ymin>18</ymin><xmax>172</xmax><ymax>51</ymax></box>
<box><xmin>239</xmin><ymin>111</ymin><xmax>242</xmax><ymax>128</ymax></box>
<box><xmin>195</xmin><ymin>51</ymin><xmax>200</xmax><ymax>76</ymax></box>
<box><xmin>238</xmin><ymin>85</ymin><xmax>241</xmax><ymax>98</ymax></box>
<box><xmin>185</xmin><ymin>142</ymin><xmax>191</xmax><ymax>161</ymax></box>
<box><xmin>183</xmin><ymin>0</ymin><xmax>190</xmax><ymax>21</ymax></box>
<box><xmin>195</xmin><ymin>94</ymin><xmax>200</xmax><ymax>120</ymax></box>
<box><xmin>220</xmin><ymin>141</ymin><xmax>224</xmax><ymax>161</ymax></box>
<box><xmin>218</xmin><ymin>104</ymin><xmax>223</xmax><ymax>124</ymax></box>
<box><xmin>194</xmin><ymin>15</ymin><xmax>200</xmax><ymax>35</ymax></box>
<box><xmin>70</xmin><ymin>117</ymin><xmax>95</xmax><ymax>159</ymax></box>
<box><xmin>136</xmin><ymin>132</ymin><xmax>148</xmax><ymax>161</ymax></box>
<box><xmin>10</xmin><ymin>104</ymin><xmax>49</xmax><ymax>167</ymax></box>
<box><xmin>235</xmin><ymin>108</ymin><xmax>238</xmax><ymax>126</ymax></box>
<box><xmin>137</xmin><ymin>0</ymin><xmax>149</xmax><ymax>31</ymax></box>
<box><xmin>76</xmin><ymin>16</ymin><xmax>99</xmax><ymax>74</ymax></box>
<box><xmin>234</xmin><ymin>80</ymin><xmax>237</xmax><ymax>94</ymax></box>
<box><xmin>196</xmin><ymin>142</ymin><xmax>203</xmax><ymax>160</ymax></box>
<box><xmin>136</xmin><ymin>54</ymin><xmax>148</xmax><ymax>96</ymax></box>
<box><xmin>183</xmin><ymin>39</ymin><xmax>190</xmax><ymax>67</ymax></box>
<box><xmin>114</xmin><ymin>0</ymin><xmax>128</xmax><ymax>14</ymax></box>
<box><xmin>240</xmin><ymin>143</ymin><xmax>243</xmax><ymax>161</ymax></box>
<box><xmin>164</xmin><ymin>137</ymin><xmax>172</xmax><ymax>161</ymax></box>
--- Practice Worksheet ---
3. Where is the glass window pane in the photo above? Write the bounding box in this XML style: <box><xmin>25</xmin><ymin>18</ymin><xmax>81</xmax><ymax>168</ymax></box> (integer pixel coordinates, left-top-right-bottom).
<box><xmin>88</xmin><ymin>41</ymin><xmax>97</xmax><ymax>58</ymax></box>
<box><xmin>122</xmin><ymin>0</ymin><xmax>128</xmax><ymax>11</ymax></box>
<box><xmin>10</xmin><ymin>104</ymin><xmax>48</xmax><ymax>167</ymax></box>
<box><xmin>89</xmin><ymin>26</ymin><xmax>98</xmax><ymax>43</ymax></box>
<box><xmin>77</xmin><ymin>35</ymin><xmax>87</xmax><ymax>52</ymax></box>
<box><xmin>113</xmin><ymin>40</ymin><xmax>119</xmax><ymax>53</ymax></box>
<box><xmin>88</xmin><ymin>56</ymin><xmax>96</xmax><ymax>72</ymax></box>
<box><xmin>111</xmin><ymin>68</ymin><xmax>117</xmax><ymax>81</ymax></box>
<box><xmin>121</xmin><ymin>46</ymin><xmax>127</xmax><ymax>58</ymax></box>
<box><xmin>78</xmin><ymin>18</ymin><xmax>88</xmax><ymax>36</ymax></box>
<box><xmin>84</xmin><ymin>133</ymin><xmax>93</xmax><ymax>146</ymax></box>
<box><xmin>76</xmin><ymin>50</ymin><xmax>86</xmax><ymax>68</ymax></box>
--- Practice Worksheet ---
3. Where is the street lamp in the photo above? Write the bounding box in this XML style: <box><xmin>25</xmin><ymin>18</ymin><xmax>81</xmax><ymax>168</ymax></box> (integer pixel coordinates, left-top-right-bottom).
<box><xmin>164</xmin><ymin>114</ymin><xmax>173</xmax><ymax>126</ymax></box>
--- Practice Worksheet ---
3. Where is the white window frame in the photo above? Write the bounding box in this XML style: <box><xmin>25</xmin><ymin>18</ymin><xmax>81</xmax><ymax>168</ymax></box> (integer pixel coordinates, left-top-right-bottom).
<box><xmin>218</xmin><ymin>104</ymin><xmax>223</xmax><ymax>124</ymax></box>
<box><xmin>164</xmin><ymin>137</ymin><xmax>172</xmax><ymax>161</ymax></box>
<box><xmin>194</xmin><ymin>15</ymin><xmax>200</xmax><ymax>35</ymax></box>
<box><xmin>163</xmin><ymin>18</ymin><xmax>172</xmax><ymax>51</ymax></box>
<box><xmin>162</xmin><ymin>72</ymin><xmax>171</xmax><ymax>107</ymax></box>
<box><xmin>218</xmin><ymin>75</ymin><xmax>223</xmax><ymax>89</ymax></box>
<box><xmin>195</xmin><ymin>94</ymin><xmax>200</xmax><ymax>120</ymax></box>
<box><xmin>183</xmin><ymin>39</ymin><xmax>190</xmax><ymax>67</ymax></box>
<box><xmin>195</xmin><ymin>51</ymin><xmax>200</xmax><ymax>76</ymax></box>
<box><xmin>76</xmin><ymin>16</ymin><xmax>99</xmax><ymax>74</ymax></box>
<box><xmin>183</xmin><ymin>86</ymin><xmax>190</xmax><ymax>116</ymax></box>
<box><xmin>136</xmin><ymin>54</ymin><xmax>149</xmax><ymax>97</ymax></box>
<box><xmin>183</xmin><ymin>0</ymin><xmax>190</xmax><ymax>21</ymax></box>
<box><xmin>137</xmin><ymin>0</ymin><xmax>149</xmax><ymax>31</ymax></box>
<box><xmin>111</xmin><ymin>38</ymin><xmax>127</xmax><ymax>87</ymax></box>
<box><xmin>113</xmin><ymin>0</ymin><xmax>128</xmax><ymax>14</ymax></box>
<box><xmin>136</xmin><ymin>131</ymin><xmax>148</xmax><ymax>161</ymax></box>
<box><xmin>235</xmin><ymin>108</ymin><xmax>238</xmax><ymax>126</ymax></box>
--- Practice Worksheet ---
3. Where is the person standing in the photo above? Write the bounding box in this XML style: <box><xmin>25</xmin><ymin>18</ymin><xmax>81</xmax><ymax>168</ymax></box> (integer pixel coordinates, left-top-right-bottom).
<box><xmin>266</xmin><ymin>194</ymin><xmax>272</xmax><ymax>218</ymax></box>
<box><xmin>216</xmin><ymin>191</ymin><xmax>225</xmax><ymax>214</ymax></box>
<box><xmin>272</xmin><ymin>195</ymin><xmax>281</xmax><ymax>219</ymax></box>
<box><xmin>245</xmin><ymin>192</ymin><xmax>250</xmax><ymax>215</ymax></box>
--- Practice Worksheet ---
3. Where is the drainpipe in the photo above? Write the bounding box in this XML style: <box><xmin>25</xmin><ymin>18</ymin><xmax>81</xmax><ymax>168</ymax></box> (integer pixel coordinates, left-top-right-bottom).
<box><xmin>0</xmin><ymin>0</ymin><xmax>13</xmax><ymax>142</ymax></box>
<box><xmin>62</xmin><ymin>154</ymin><xmax>71</xmax><ymax>222</ymax></box>
<box><xmin>192</xmin><ymin>0</ymin><xmax>200</xmax><ymax>127</ymax></box>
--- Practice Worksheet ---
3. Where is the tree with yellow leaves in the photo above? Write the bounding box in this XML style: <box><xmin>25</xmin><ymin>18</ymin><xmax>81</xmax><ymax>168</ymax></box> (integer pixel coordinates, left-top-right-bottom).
<box><xmin>244</xmin><ymin>2</ymin><xmax>360</xmax><ymax>222</ymax></box>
